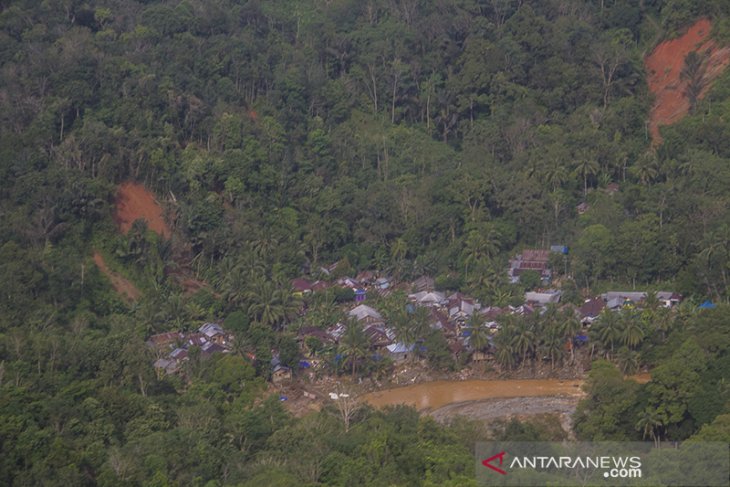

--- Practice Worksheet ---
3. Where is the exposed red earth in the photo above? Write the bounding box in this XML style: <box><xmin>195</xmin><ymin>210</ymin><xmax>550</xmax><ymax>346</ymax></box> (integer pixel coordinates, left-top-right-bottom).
<box><xmin>93</xmin><ymin>182</ymin><xmax>169</xmax><ymax>301</ymax></box>
<box><xmin>92</xmin><ymin>251</ymin><xmax>141</xmax><ymax>302</ymax></box>
<box><xmin>95</xmin><ymin>182</ymin><xmax>207</xmax><ymax>299</ymax></box>
<box><xmin>645</xmin><ymin>18</ymin><xmax>730</xmax><ymax>144</ymax></box>
<box><xmin>114</xmin><ymin>182</ymin><xmax>171</xmax><ymax>238</ymax></box>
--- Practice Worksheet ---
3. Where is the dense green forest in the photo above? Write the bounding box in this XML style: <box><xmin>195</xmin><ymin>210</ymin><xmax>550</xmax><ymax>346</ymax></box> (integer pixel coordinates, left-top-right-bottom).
<box><xmin>2</xmin><ymin>0</ymin><xmax>730</xmax><ymax>485</ymax></box>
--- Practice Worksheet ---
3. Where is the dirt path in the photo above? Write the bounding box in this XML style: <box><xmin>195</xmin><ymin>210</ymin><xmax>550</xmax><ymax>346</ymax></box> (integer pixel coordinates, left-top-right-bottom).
<box><xmin>114</xmin><ymin>182</ymin><xmax>171</xmax><ymax>238</ymax></box>
<box><xmin>92</xmin><ymin>251</ymin><xmax>141</xmax><ymax>302</ymax></box>
<box><xmin>645</xmin><ymin>18</ymin><xmax>730</xmax><ymax>144</ymax></box>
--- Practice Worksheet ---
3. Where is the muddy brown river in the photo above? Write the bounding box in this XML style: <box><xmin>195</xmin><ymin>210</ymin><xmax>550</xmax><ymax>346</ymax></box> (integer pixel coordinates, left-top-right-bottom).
<box><xmin>362</xmin><ymin>374</ymin><xmax>650</xmax><ymax>412</ymax></box>
<box><xmin>361</xmin><ymin>379</ymin><xmax>584</xmax><ymax>411</ymax></box>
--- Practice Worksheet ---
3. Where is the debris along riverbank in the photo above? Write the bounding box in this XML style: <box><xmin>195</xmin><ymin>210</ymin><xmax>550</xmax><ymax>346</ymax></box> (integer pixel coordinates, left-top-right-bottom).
<box><xmin>429</xmin><ymin>395</ymin><xmax>579</xmax><ymax>430</ymax></box>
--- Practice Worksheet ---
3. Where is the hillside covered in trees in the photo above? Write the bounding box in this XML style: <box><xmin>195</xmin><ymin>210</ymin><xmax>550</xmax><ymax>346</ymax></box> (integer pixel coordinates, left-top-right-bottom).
<box><xmin>2</xmin><ymin>0</ymin><xmax>730</xmax><ymax>485</ymax></box>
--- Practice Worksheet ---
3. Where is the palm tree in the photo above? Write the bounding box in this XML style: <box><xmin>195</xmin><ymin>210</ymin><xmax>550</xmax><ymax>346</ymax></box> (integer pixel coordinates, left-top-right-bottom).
<box><xmin>617</xmin><ymin>347</ymin><xmax>640</xmax><ymax>375</ymax></box>
<box><xmin>386</xmin><ymin>304</ymin><xmax>413</xmax><ymax>346</ymax></box>
<box><xmin>494</xmin><ymin>337</ymin><xmax>516</xmax><ymax>371</ymax></box>
<box><xmin>462</xmin><ymin>229</ymin><xmax>499</xmax><ymax>280</ymax></box>
<box><xmin>491</xmin><ymin>288</ymin><xmax>513</xmax><ymax>307</ymax></box>
<box><xmin>470</xmin><ymin>325</ymin><xmax>490</xmax><ymax>355</ymax></box>
<box><xmin>651</xmin><ymin>307</ymin><xmax>674</xmax><ymax>342</ymax></box>
<box><xmin>540</xmin><ymin>330</ymin><xmax>565</xmax><ymax>370</ymax></box>
<box><xmin>543</xmin><ymin>161</ymin><xmax>569</xmax><ymax>193</ymax></box>
<box><xmin>558</xmin><ymin>309</ymin><xmax>582</xmax><ymax>364</ymax></box>
<box><xmin>220</xmin><ymin>259</ymin><xmax>249</xmax><ymax>306</ymax></box>
<box><xmin>231</xmin><ymin>332</ymin><xmax>252</xmax><ymax>359</ymax></box>
<box><xmin>411</xmin><ymin>306</ymin><xmax>432</xmax><ymax>342</ymax></box>
<box><xmin>511</xmin><ymin>321</ymin><xmax>536</xmax><ymax>369</ymax></box>
<box><xmin>698</xmin><ymin>225</ymin><xmax>730</xmax><ymax>294</ymax></box>
<box><xmin>165</xmin><ymin>292</ymin><xmax>188</xmax><ymax>330</ymax></box>
<box><xmin>643</xmin><ymin>291</ymin><xmax>661</xmax><ymax>312</ymax></box>
<box><xmin>592</xmin><ymin>309</ymin><xmax>621</xmax><ymax>358</ymax></box>
<box><xmin>246</xmin><ymin>277</ymin><xmax>301</xmax><ymax>329</ymax></box>
<box><xmin>339</xmin><ymin>319</ymin><xmax>369</xmax><ymax>378</ymax></box>
<box><xmin>390</xmin><ymin>237</ymin><xmax>408</xmax><ymax>264</ymax></box>
<box><xmin>573</xmin><ymin>156</ymin><xmax>600</xmax><ymax>197</ymax></box>
<box><xmin>620</xmin><ymin>314</ymin><xmax>644</xmax><ymax>349</ymax></box>
<box><xmin>636</xmin><ymin>409</ymin><xmax>664</xmax><ymax>448</ymax></box>
<box><xmin>252</xmin><ymin>234</ymin><xmax>280</xmax><ymax>261</ymax></box>
<box><xmin>632</xmin><ymin>151</ymin><xmax>659</xmax><ymax>185</ymax></box>
<box><xmin>247</xmin><ymin>279</ymin><xmax>284</xmax><ymax>327</ymax></box>
<box><xmin>492</xmin><ymin>317</ymin><xmax>516</xmax><ymax>371</ymax></box>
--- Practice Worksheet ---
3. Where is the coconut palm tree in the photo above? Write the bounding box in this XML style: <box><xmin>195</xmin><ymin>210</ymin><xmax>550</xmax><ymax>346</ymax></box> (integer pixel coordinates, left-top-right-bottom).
<box><xmin>387</xmin><ymin>305</ymin><xmax>413</xmax><ymax>346</ymax></box>
<box><xmin>632</xmin><ymin>151</ymin><xmax>659</xmax><ymax>185</ymax></box>
<box><xmin>411</xmin><ymin>306</ymin><xmax>432</xmax><ymax>342</ymax></box>
<box><xmin>620</xmin><ymin>313</ymin><xmax>645</xmax><ymax>349</ymax></box>
<box><xmin>616</xmin><ymin>347</ymin><xmax>640</xmax><ymax>375</ymax></box>
<box><xmin>462</xmin><ymin>229</ymin><xmax>499</xmax><ymax>280</ymax></box>
<box><xmin>390</xmin><ymin>237</ymin><xmax>408</xmax><ymax>264</ymax></box>
<box><xmin>558</xmin><ymin>308</ymin><xmax>582</xmax><ymax>363</ymax></box>
<box><xmin>573</xmin><ymin>156</ymin><xmax>600</xmax><ymax>197</ymax></box>
<box><xmin>492</xmin><ymin>317</ymin><xmax>516</xmax><ymax>371</ymax></box>
<box><xmin>540</xmin><ymin>330</ymin><xmax>565</xmax><ymax>370</ymax></box>
<box><xmin>636</xmin><ymin>409</ymin><xmax>664</xmax><ymax>448</ymax></box>
<box><xmin>339</xmin><ymin>319</ymin><xmax>369</xmax><ymax>378</ymax></box>
<box><xmin>592</xmin><ymin>309</ymin><xmax>621</xmax><ymax>358</ymax></box>
<box><xmin>246</xmin><ymin>277</ymin><xmax>301</xmax><ymax>329</ymax></box>
<box><xmin>470</xmin><ymin>325</ymin><xmax>490</xmax><ymax>355</ymax></box>
<box><xmin>511</xmin><ymin>320</ymin><xmax>536</xmax><ymax>369</ymax></box>
<box><xmin>494</xmin><ymin>341</ymin><xmax>516</xmax><ymax>371</ymax></box>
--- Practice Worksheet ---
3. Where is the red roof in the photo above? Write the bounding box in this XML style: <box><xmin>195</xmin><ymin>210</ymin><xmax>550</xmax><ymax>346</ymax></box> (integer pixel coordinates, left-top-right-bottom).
<box><xmin>579</xmin><ymin>298</ymin><xmax>605</xmax><ymax>318</ymax></box>
<box><xmin>147</xmin><ymin>332</ymin><xmax>183</xmax><ymax>347</ymax></box>
<box><xmin>311</xmin><ymin>280</ymin><xmax>331</xmax><ymax>291</ymax></box>
<box><xmin>521</xmin><ymin>249</ymin><xmax>550</xmax><ymax>263</ymax></box>
<box><xmin>291</xmin><ymin>278</ymin><xmax>313</xmax><ymax>292</ymax></box>
<box><xmin>186</xmin><ymin>333</ymin><xmax>207</xmax><ymax>347</ymax></box>
<box><xmin>482</xmin><ymin>307</ymin><xmax>504</xmax><ymax>320</ymax></box>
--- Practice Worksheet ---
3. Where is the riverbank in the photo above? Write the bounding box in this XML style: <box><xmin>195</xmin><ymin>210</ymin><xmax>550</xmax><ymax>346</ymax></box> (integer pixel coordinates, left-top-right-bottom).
<box><xmin>277</xmin><ymin>358</ymin><xmax>649</xmax><ymax>420</ymax></box>
<box><xmin>429</xmin><ymin>395</ymin><xmax>579</xmax><ymax>434</ymax></box>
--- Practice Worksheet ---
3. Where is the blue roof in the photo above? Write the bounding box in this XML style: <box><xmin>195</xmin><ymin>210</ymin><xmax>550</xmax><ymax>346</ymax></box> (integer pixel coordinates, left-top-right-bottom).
<box><xmin>699</xmin><ymin>300</ymin><xmax>716</xmax><ymax>309</ymax></box>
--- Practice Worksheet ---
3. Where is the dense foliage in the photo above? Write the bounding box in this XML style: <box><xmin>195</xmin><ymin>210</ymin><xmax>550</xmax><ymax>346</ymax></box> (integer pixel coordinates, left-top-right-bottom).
<box><xmin>574</xmin><ymin>306</ymin><xmax>730</xmax><ymax>444</ymax></box>
<box><xmin>2</xmin><ymin>0</ymin><xmax>730</xmax><ymax>484</ymax></box>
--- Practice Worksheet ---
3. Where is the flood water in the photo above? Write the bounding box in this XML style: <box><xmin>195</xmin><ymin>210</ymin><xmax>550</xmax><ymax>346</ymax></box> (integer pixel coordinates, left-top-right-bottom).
<box><xmin>361</xmin><ymin>379</ymin><xmax>584</xmax><ymax>411</ymax></box>
<box><xmin>362</xmin><ymin>374</ymin><xmax>651</xmax><ymax>411</ymax></box>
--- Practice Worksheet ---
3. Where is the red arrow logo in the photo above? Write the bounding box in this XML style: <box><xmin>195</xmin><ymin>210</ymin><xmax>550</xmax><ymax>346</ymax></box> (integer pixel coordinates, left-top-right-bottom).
<box><xmin>482</xmin><ymin>451</ymin><xmax>508</xmax><ymax>475</ymax></box>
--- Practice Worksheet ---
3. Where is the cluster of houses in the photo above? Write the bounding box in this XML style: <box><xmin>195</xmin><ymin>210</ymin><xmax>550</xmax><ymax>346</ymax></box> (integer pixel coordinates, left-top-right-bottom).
<box><xmin>578</xmin><ymin>291</ymin><xmax>683</xmax><ymax>325</ymax></box>
<box><xmin>147</xmin><ymin>248</ymin><xmax>684</xmax><ymax>382</ymax></box>
<box><xmin>294</xmin><ymin>260</ymin><xmax>685</xmax><ymax>371</ymax></box>
<box><xmin>509</xmin><ymin>248</ymin><xmax>554</xmax><ymax>284</ymax></box>
<box><xmin>149</xmin><ymin>323</ymin><xmax>232</xmax><ymax>375</ymax></box>
<box><xmin>294</xmin><ymin>272</ymin><xmax>562</xmax><ymax>367</ymax></box>
<box><xmin>291</xmin><ymin>271</ymin><xmax>394</xmax><ymax>300</ymax></box>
